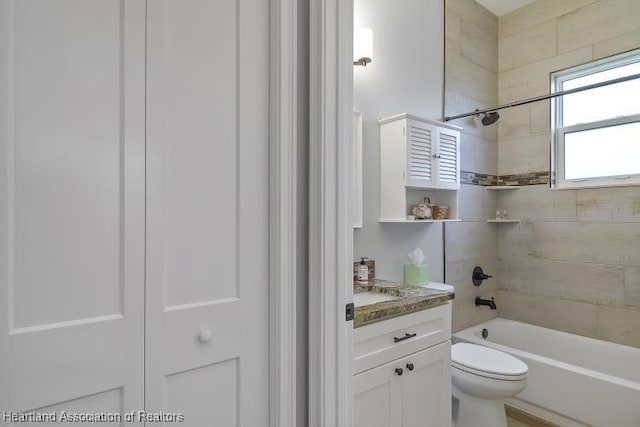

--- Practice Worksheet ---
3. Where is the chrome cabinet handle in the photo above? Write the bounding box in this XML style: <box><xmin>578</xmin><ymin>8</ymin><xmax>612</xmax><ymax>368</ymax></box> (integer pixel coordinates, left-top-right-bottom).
<box><xmin>393</xmin><ymin>332</ymin><xmax>417</xmax><ymax>343</ymax></box>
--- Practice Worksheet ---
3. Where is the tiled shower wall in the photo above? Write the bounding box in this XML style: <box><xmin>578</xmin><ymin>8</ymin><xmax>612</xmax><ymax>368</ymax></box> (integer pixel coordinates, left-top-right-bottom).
<box><xmin>497</xmin><ymin>0</ymin><xmax>640</xmax><ymax>347</ymax></box>
<box><xmin>444</xmin><ymin>0</ymin><xmax>499</xmax><ymax>332</ymax></box>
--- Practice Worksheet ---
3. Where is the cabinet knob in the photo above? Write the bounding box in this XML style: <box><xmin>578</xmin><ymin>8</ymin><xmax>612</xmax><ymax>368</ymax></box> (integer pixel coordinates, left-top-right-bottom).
<box><xmin>198</xmin><ymin>329</ymin><xmax>213</xmax><ymax>343</ymax></box>
<box><xmin>395</xmin><ymin>367</ymin><xmax>404</xmax><ymax>376</ymax></box>
<box><xmin>406</xmin><ymin>363</ymin><xmax>414</xmax><ymax>371</ymax></box>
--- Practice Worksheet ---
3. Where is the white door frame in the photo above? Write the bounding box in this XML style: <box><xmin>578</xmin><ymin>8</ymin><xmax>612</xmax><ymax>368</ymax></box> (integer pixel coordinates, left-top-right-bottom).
<box><xmin>269</xmin><ymin>0</ymin><xmax>302</xmax><ymax>426</ymax></box>
<box><xmin>308</xmin><ymin>0</ymin><xmax>354</xmax><ymax>426</ymax></box>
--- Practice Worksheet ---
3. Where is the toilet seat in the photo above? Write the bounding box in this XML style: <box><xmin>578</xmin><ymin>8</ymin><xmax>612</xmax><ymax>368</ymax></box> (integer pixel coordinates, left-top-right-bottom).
<box><xmin>452</xmin><ymin>343</ymin><xmax>528</xmax><ymax>381</ymax></box>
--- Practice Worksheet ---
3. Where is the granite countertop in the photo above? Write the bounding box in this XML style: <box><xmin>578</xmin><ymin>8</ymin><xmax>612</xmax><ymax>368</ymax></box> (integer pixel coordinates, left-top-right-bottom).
<box><xmin>353</xmin><ymin>279</ymin><xmax>455</xmax><ymax>328</ymax></box>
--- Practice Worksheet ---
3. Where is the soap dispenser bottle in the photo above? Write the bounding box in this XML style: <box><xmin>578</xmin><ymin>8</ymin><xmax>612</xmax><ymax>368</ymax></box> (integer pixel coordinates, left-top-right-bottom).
<box><xmin>357</xmin><ymin>257</ymin><xmax>369</xmax><ymax>284</ymax></box>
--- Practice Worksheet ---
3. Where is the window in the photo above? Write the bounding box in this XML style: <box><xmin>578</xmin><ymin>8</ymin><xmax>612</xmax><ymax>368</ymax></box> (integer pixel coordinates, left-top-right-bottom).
<box><xmin>551</xmin><ymin>49</ymin><xmax>640</xmax><ymax>188</ymax></box>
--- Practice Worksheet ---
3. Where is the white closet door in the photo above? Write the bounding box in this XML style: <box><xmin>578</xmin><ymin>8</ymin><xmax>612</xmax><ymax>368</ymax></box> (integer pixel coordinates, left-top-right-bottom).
<box><xmin>145</xmin><ymin>1</ymin><xmax>270</xmax><ymax>425</ymax></box>
<box><xmin>0</xmin><ymin>0</ymin><xmax>146</xmax><ymax>419</ymax></box>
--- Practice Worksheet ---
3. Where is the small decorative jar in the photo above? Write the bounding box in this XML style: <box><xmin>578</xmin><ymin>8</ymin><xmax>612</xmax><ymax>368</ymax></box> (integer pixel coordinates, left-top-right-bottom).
<box><xmin>411</xmin><ymin>197</ymin><xmax>432</xmax><ymax>219</ymax></box>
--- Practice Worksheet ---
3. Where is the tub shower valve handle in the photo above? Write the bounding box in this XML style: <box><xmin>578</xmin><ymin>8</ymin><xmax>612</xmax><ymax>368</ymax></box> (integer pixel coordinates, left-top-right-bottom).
<box><xmin>472</xmin><ymin>266</ymin><xmax>493</xmax><ymax>286</ymax></box>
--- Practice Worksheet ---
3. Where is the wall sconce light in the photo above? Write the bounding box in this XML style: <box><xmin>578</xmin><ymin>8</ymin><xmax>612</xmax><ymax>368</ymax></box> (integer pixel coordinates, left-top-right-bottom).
<box><xmin>353</xmin><ymin>28</ymin><xmax>373</xmax><ymax>66</ymax></box>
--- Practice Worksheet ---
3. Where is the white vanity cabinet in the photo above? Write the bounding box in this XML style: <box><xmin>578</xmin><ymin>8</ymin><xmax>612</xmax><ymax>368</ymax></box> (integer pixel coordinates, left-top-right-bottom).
<box><xmin>354</xmin><ymin>303</ymin><xmax>452</xmax><ymax>427</ymax></box>
<box><xmin>379</xmin><ymin>114</ymin><xmax>461</xmax><ymax>222</ymax></box>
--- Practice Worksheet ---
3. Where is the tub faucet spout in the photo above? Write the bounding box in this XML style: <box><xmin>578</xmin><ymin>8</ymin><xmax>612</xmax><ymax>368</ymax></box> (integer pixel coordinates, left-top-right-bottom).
<box><xmin>475</xmin><ymin>296</ymin><xmax>496</xmax><ymax>310</ymax></box>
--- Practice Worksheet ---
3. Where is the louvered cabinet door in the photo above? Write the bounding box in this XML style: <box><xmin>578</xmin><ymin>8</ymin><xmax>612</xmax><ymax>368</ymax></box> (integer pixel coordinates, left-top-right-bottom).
<box><xmin>435</xmin><ymin>126</ymin><xmax>460</xmax><ymax>190</ymax></box>
<box><xmin>406</xmin><ymin>119</ymin><xmax>437</xmax><ymax>188</ymax></box>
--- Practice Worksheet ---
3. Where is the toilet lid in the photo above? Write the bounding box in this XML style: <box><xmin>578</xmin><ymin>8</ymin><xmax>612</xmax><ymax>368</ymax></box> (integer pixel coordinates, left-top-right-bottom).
<box><xmin>452</xmin><ymin>343</ymin><xmax>528</xmax><ymax>378</ymax></box>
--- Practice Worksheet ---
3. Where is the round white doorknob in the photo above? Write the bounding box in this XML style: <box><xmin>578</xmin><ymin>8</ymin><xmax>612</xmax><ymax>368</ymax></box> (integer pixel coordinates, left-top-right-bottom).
<box><xmin>198</xmin><ymin>329</ymin><xmax>213</xmax><ymax>343</ymax></box>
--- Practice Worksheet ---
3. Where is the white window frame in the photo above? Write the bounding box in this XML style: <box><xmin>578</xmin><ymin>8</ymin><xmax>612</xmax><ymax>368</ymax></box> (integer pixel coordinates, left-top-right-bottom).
<box><xmin>551</xmin><ymin>49</ymin><xmax>640</xmax><ymax>189</ymax></box>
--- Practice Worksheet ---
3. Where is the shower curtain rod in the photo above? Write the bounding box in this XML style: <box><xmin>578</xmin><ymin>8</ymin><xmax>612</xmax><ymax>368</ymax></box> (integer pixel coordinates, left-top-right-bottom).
<box><xmin>444</xmin><ymin>73</ymin><xmax>640</xmax><ymax>122</ymax></box>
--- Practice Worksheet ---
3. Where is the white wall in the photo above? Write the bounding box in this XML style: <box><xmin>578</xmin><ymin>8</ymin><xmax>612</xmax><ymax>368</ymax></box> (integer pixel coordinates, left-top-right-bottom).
<box><xmin>353</xmin><ymin>0</ymin><xmax>444</xmax><ymax>120</ymax></box>
<box><xmin>353</xmin><ymin>0</ymin><xmax>445</xmax><ymax>282</ymax></box>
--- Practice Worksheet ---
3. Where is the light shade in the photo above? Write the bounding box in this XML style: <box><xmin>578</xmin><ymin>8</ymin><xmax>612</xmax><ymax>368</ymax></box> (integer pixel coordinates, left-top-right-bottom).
<box><xmin>353</xmin><ymin>28</ymin><xmax>373</xmax><ymax>66</ymax></box>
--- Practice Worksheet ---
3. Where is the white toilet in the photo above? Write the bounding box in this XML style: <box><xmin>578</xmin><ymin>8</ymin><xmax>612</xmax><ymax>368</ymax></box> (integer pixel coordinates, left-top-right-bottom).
<box><xmin>451</xmin><ymin>343</ymin><xmax>528</xmax><ymax>427</ymax></box>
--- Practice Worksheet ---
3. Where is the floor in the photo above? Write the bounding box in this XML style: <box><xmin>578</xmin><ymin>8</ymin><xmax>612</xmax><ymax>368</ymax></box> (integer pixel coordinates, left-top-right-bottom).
<box><xmin>507</xmin><ymin>417</ymin><xmax>533</xmax><ymax>427</ymax></box>
<box><xmin>505</xmin><ymin>405</ymin><xmax>560</xmax><ymax>427</ymax></box>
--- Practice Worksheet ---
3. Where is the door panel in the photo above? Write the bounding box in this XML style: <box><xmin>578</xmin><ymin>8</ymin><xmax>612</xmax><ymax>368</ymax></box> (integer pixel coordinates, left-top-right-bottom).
<box><xmin>147</xmin><ymin>0</ymin><xmax>238</xmax><ymax>308</ymax></box>
<box><xmin>0</xmin><ymin>0</ymin><xmax>145</xmax><ymax>416</ymax></box>
<box><xmin>12</xmin><ymin>0</ymin><xmax>122</xmax><ymax>328</ymax></box>
<box><xmin>17</xmin><ymin>389</ymin><xmax>122</xmax><ymax>427</ymax></box>
<box><xmin>165</xmin><ymin>359</ymin><xmax>238</xmax><ymax>426</ymax></box>
<box><xmin>145</xmin><ymin>0</ymin><xmax>270</xmax><ymax>425</ymax></box>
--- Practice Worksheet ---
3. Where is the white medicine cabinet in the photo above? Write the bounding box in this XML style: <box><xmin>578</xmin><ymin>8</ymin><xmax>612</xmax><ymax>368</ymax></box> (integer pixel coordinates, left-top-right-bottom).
<box><xmin>378</xmin><ymin>114</ymin><xmax>461</xmax><ymax>223</ymax></box>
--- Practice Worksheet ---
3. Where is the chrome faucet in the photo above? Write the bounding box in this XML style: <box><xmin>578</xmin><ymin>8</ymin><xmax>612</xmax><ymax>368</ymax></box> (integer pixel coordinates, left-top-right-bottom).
<box><xmin>475</xmin><ymin>296</ymin><xmax>496</xmax><ymax>310</ymax></box>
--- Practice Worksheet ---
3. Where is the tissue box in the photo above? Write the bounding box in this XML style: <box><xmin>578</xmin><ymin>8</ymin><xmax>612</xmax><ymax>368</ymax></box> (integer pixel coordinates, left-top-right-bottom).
<box><xmin>404</xmin><ymin>265</ymin><xmax>430</xmax><ymax>286</ymax></box>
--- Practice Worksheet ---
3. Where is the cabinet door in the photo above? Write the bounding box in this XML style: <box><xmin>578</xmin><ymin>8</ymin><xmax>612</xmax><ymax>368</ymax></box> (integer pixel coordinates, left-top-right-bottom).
<box><xmin>406</xmin><ymin>119</ymin><xmax>437</xmax><ymax>188</ymax></box>
<box><xmin>434</xmin><ymin>127</ymin><xmax>460</xmax><ymax>190</ymax></box>
<box><xmin>401</xmin><ymin>341</ymin><xmax>452</xmax><ymax>427</ymax></box>
<box><xmin>354</xmin><ymin>361</ymin><xmax>403</xmax><ymax>427</ymax></box>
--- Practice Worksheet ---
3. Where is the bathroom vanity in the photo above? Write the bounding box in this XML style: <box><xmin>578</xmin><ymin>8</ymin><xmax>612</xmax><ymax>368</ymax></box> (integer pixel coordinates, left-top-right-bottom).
<box><xmin>353</xmin><ymin>280</ymin><xmax>453</xmax><ymax>427</ymax></box>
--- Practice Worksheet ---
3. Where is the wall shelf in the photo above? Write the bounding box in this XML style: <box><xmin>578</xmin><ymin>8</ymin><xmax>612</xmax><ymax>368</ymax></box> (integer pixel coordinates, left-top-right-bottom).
<box><xmin>488</xmin><ymin>187</ymin><xmax>520</xmax><ymax>223</ymax></box>
<box><xmin>380</xmin><ymin>219</ymin><xmax>462</xmax><ymax>224</ymax></box>
<box><xmin>486</xmin><ymin>186</ymin><xmax>521</xmax><ymax>190</ymax></box>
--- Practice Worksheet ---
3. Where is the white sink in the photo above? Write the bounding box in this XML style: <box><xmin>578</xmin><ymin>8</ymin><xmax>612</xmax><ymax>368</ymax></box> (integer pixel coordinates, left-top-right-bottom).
<box><xmin>353</xmin><ymin>291</ymin><xmax>400</xmax><ymax>307</ymax></box>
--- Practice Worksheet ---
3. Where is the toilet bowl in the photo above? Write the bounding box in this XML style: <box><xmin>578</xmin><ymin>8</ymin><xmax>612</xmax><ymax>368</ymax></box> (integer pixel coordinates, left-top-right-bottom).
<box><xmin>451</xmin><ymin>343</ymin><xmax>528</xmax><ymax>427</ymax></box>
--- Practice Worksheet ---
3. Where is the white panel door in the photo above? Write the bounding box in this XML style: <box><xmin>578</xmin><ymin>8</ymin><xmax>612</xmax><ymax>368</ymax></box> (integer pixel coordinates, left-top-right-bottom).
<box><xmin>0</xmin><ymin>0</ymin><xmax>146</xmax><ymax>420</ymax></box>
<box><xmin>145</xmin><ymin>1</ymin><xmax>270</xmax><ymax>425</ymax></box>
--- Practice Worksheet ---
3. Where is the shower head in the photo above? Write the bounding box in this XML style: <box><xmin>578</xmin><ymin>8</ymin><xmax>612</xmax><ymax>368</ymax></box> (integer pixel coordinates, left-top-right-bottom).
<box><xmin>481</xmin><ymin>111</ymin><xmax>500</xmax><ymax>126</ymax></box>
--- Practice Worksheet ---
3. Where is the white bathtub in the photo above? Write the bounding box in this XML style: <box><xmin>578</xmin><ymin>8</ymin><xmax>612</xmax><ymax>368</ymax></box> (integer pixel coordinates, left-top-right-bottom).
<box><xmin>453</xmin><ymin>318</ymin><xmax>640</xmax><ymax>427</ymax></box>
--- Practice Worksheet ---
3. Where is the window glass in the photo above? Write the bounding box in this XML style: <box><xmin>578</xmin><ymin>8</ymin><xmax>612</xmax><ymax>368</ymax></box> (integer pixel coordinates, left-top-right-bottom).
<box><xmin>561</xmin><ymin>62</ymin><xmax>640</xmax><ymax>126</ymax></box>
<box><xmin>564</xmin><ymin>122</ymin><xmax>640</xmax><ymax>180</ymax></box>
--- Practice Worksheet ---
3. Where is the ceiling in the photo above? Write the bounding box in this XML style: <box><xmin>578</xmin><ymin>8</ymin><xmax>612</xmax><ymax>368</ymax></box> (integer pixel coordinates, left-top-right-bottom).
<box><xmin>475</xmin><ymin>0</ymin><xmax>536</xmax><ymax>16</ymax></box>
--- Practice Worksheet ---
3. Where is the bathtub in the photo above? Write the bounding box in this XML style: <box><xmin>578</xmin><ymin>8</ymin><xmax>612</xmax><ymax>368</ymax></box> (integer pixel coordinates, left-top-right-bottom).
<box><xmin>453</xmin><ymin>318</ymin><xmax>640</xmax><ymax>427</ymax></box>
